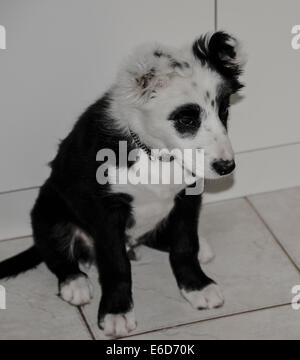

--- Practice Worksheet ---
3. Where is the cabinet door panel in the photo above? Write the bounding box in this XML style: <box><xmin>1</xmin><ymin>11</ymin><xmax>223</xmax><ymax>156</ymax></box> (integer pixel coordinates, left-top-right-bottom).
<box><xmin>218</xmin><ymin>0</ymin><xmax>300</xmax><ymax>153</ymax></box>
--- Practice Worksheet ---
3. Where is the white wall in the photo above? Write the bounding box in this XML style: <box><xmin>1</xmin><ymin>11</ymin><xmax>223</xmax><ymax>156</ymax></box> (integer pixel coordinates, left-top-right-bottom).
<box><xmin>0</xmin><ymin>0</ymin><xmax>214</xmax><ymax>192</ymax></box>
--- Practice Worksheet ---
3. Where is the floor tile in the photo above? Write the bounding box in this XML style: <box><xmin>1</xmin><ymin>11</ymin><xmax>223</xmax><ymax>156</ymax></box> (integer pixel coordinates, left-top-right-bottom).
<box><xmin>0</xmin><ymin>189</ymin><xmax>38</xmax><ymax>240</ymax></box>
<box><xmin>0</xmin><ymin>238</ymin><xmax>91</xmax><ymax>340</ymax></box>
<box><xmin>248</xmin><ymin>187</ymin><xmax>300</xmax><ymax>270</ymax></box>
<box><xmin>81</xmin><ymin>198</ymin><xmax>300</xmax><ymax>339</ymax></box>
<box><xmin>128</xmin><ymin>305</ymin><xmax>300</xmax><ymax>340</ymax></box>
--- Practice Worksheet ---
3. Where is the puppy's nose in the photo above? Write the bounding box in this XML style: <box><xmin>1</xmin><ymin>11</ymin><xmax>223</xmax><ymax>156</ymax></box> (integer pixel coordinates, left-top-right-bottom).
<box><xmin>212</xmin><ymin>159</ymin><xmax>235</xmax><ymax>176</ymax></box>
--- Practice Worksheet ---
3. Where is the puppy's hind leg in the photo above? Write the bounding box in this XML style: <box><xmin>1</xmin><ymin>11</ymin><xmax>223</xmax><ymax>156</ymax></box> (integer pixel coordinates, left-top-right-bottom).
<box><xmin>31</xmin><ymin>186</ymin><xmax>93</xmax><ymax>306</ymax></box>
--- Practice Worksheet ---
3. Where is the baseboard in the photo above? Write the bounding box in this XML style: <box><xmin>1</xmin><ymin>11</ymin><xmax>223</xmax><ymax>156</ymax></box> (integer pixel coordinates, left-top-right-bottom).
<box><xmin>0</xmin><ymin>142</ymin><xmax>299</xmax><ymax>240</ymax></box>
<box><xmin>203</xmin><ymin>142</ymin><xmax>300</xmax><ymax>203</ymax></box>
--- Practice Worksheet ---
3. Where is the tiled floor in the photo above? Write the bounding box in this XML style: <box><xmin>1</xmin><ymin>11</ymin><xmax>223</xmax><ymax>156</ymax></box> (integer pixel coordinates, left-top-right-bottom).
<box><xmin>0</xmin><ymin>187</ymin><xmax>300</xmax><ymax>340</ymax></box>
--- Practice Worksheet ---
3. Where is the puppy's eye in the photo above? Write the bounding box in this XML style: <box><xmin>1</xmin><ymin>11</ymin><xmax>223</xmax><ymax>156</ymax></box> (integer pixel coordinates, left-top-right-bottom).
<box><xmin>178</xmin><ymin>116</ymin><xmax>198</xmax><ymax>127</ymax></box>
<box><xmin>168</xmin><ymin>103</ymin><xmax>202</xmax><ymax>136</ymax></box>
<box><xmin>169</xmin><ymin>104</ymin><xmax>201</xmax><ymax>122</ymax></box>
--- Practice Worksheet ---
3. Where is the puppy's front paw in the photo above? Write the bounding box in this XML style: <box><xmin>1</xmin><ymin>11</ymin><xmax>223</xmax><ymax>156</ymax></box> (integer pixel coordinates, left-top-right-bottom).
<box><xmin>181</xmin><ymin>284</ymin><xmax>224</xmax><ymax>310</ymax></box>
<box><xmin>60</xmin><ymin>275</ymin><xmax>93</xmax><ymax>306</ymax></box>
<box><xmin>99</xmin><ymin>310</ymin><xmax>137</xmax><ymax>338</ymax></box>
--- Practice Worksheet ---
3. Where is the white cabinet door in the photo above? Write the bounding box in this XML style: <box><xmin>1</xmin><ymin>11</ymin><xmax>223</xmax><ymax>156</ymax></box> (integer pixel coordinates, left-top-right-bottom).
<box><xmin>0</xmin><ymin>0</ymin><xmax>214</xmax><ymax>192</ymax></box>
<box><xmin>218</xmin><ymin>0</ymin><xmax>300</xmax><ymax>153</ymax></box>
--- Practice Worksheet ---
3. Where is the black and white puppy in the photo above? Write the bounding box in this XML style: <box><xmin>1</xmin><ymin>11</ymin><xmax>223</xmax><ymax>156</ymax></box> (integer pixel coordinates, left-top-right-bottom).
<box><xmin>0</xmin><ymin>31</ymin><xmax>245</xmax><ymax>337</ymax></box>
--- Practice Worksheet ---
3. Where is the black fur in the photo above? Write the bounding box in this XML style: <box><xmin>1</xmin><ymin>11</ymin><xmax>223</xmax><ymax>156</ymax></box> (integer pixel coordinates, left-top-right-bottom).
<box><xmin>153</xmin><ymin>50</ymin><xmax>190</xmax><ymax>69</ymax></box>
<box><xmin>140</xmin><ymin>189</ymin><xmax>213</xmax><ymax>293</ymax></box>
<box><xmin>193</xmin><ymin>31</ymin><xmax>244</xmax><ymax>93</ymax></box>
<box><xmin>0</xmin><ymin>246</ymin><xmax>42</xmax><ymax>279</ymax></box>
<box><xmin>216</xmin><ymin>84</ymin><xmax>232</xmax><ymax>130</ymax></box>
<box><xmin>168</xmin><ymin>103</ymin><xmax>202</xmax><ymax>137</ymax></box>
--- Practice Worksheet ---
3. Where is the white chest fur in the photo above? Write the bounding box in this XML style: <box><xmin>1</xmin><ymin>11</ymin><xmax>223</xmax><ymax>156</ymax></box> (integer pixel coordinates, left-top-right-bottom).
<box><xmin>124</xmin><ymin>181</ymin><xmax>181</xmax><ymax>242</ymax></box>
<box><xmin>109</xmin><ymin>151</ymin><xmax>190</xmax><ymax>242</ymax></box>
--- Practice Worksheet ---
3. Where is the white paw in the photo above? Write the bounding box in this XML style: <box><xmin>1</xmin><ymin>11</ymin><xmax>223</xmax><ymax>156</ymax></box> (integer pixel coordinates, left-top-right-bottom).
<box><xmin>60</xmin><ymin>276</ymin><xmax>93</xmax><ymax>306</ymax></box>
<box><xmin>99</xmin><ymin>310</ymin><xmax>137</xmax><ymax>338</ymax></box>
<box><xmin>181</xmin><ymin>284</ymin><xmax>224</xmax><ymax>310</ymax></box>
<box><xmin>198</xmin><ymin>237</ymin><xmax>215</xmax><ymax>264</ymax></box>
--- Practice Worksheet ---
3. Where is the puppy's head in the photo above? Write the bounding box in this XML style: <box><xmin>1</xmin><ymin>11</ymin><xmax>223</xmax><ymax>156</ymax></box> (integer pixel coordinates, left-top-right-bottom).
<box><xmin>114</xmin><ymin>31</ymin><xmax>245</xmax><ymax>179</ymax></box>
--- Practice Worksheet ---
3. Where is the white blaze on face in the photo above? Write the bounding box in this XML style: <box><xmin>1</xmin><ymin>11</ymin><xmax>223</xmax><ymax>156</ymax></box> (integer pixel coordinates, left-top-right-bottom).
<box><xmin>199</xmin><ymin>112</ymin><xmax>234</xmax><ymax>175</ymax></box>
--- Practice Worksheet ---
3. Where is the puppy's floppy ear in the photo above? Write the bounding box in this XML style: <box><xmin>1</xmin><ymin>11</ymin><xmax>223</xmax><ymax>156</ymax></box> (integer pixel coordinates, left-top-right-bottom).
<box><xmin>117</xmin><ymin>43</ymin><xmax>192</xmax><ymax>103</ymax></box>
<box><xmin>193</xmin><ymin>31</ymin><xmax>246</xmax><ymax>91</ymax></box>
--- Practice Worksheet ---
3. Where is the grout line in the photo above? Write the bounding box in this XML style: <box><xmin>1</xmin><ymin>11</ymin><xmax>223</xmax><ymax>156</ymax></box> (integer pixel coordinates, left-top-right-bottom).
<box><xmin>121</xmin><ymin>303</ymin><xmax>291</xmax><ymax>339</ymax></box>
<box><xmin>0</xmin><ymin>186</ymin><xmax>39</xmax><ymax>196</ymax></box>
<box><xmin>239</xmin><ymin>184</ymin><xmax>300</xmax><ymax>199</ymax></box>
<box><xmin>203</xmin><ymin>184</ymin><xmax>300</xmax><ymax>207</ymax></box>
<box><xmin>214</xmin><ymin>0</ymin><xmax>218</xmax><ymax>31</ymax></box>
<box><xmin>245</xmin><ymin>197</ymin><xmax>300</xmax><ymax>273</ymax></box>
<box><xmin>0</xmin><ymin>234</ymin><xmax>32</xmax><ymax>243</ymax></box>
<box><xmin>236</xmin><ymin>140</ymin><xmax>300</xmax><ymax>155</ymax></box>
<box><xmin>77</xmin><ymin>307</ymin><xmax>96</xmax><ymax>340</ymax></box>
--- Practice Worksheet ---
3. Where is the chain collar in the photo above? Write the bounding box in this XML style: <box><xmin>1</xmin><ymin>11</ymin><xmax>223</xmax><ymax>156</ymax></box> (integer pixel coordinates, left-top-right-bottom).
<box><xmin>129</xmin><ymin>129</ymin><xmax>174</xmax><ymax>162</ymax></box>
<box><xmin>129</xmin><ymin>129</ymin><xmax>153</xmax><ymax>158</ymax></box>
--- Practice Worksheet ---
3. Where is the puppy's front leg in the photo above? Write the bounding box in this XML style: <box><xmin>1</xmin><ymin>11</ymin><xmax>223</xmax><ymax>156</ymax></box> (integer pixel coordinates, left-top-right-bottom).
<box><xmin>94</xmin><ymin>211</ymin><xmax>136</xmax><ymax>338</ymax></box>
<box><xmin>169</xmin><ymin>192</ymin><xmax>224</xmax><ymax>310</ymax></box>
